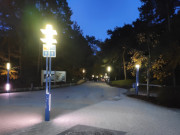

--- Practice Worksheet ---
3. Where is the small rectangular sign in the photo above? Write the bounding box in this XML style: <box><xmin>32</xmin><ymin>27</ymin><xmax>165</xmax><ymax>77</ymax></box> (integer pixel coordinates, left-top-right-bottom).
<box><xmin>41</xmin><ymin>70</ymin><xmax>66</xmax><ymax>84</ymax></box>
<box><xmin>43</xmin><ymin>45</ymin><xmax>56</xmax><ymax>57</ymax></box>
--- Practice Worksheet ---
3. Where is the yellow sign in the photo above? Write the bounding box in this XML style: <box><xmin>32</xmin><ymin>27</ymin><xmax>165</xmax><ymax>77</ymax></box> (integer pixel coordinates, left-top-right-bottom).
<box><xmin>43</xmin><ymin>45</ymin><xmax>50</xmax><ymax>51</ymax></box>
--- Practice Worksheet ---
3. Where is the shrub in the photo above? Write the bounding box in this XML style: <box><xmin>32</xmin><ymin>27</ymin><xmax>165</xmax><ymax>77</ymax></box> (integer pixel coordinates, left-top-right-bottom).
<box><xmin>157</xmin><ymin>87</ymin><xmax>180</xmax><ymax>108</ymax></box>
<box><xmin>111</xmin><ymin>79</ymin><xmax>135</xmax><ymax>88</ymax></box>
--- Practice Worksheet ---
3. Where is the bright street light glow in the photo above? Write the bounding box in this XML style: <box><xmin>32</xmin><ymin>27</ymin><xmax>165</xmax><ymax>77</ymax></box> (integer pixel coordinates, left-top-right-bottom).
<box><xmin>7</xmin><ymin>63</ymin><xmax>10</xmax><ymax>70</ymax></box>
<box><xmin>40</xmin><ymin>24</ymin><xmax>57</xmax><ymax>45</ymax></box>
<box><xmin>92</xmin><ymin>75</ymin><xmax>94</xmax><ymax>78</ymax></box>
<box><xmin>40</xmin><ymin>24</ymin><xmax>58</xmax><ymax>121</ymax></box>
<box><xmin>82</xmin><ymin>69</ymin><xmax>85</xmax><ymax>73</ymax></box>
<box><xmin>135</xmin><ymin>64</ymin><xmax>140</xmax><ymax>69</ymax></box>
<box><xmin>107</xmin><ymin>66</ymin><xmax>111</xmax><ymax>72</ymax></box>
<box><xmin>6</xmin><ymin>83</ymin><xmax>10</xmax><ymax>91</ymax></box>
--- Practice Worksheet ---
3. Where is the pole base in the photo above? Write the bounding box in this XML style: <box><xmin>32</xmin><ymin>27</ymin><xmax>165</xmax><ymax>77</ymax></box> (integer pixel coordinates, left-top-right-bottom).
<box><xmin>45</xmin><ymin>93</ymin><xmax>50</xmax><ymax>121</ymax></box>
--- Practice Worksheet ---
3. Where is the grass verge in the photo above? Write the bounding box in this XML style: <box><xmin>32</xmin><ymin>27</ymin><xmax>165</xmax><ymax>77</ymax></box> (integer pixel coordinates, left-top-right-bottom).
<box><xmin>128</xmin><ymin>87</ymin><xmax>180</xmax><ymax>108</ymax></box>
<box><xmin>110</xmin><ymin>79</ymin><xmax>135</xmax><ymax>88</ymax></box>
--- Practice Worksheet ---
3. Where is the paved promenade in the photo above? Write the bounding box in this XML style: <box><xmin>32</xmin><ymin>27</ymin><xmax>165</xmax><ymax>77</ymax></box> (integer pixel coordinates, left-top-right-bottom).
<box><xmin>0</xmin><ymin>82</ymin><xmax>180</xmax><ymax>135</ymax></box>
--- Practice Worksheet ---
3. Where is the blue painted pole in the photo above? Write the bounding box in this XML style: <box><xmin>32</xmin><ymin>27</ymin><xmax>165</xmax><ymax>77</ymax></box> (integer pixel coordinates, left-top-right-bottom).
<box><xmin>7</xmin><ymin>69</ymin><xmax>10</xmax><ymax>102</ymax></box>
<box><xmin>49</xmin><ymin>57</ymin><xmax>51</xmax><ymax>93</ymax></box>
<box><xmin>136</xmin><ymin>68</ymin><xmax>139</xmax><ymax>95</ymax></box>
<box><xmin>45</xmin><ymin>57</ymin><xmax>50</xmax><ymax>121</ymax></box>
<box><xmin>49</xmin><ymin>56</ymin><xmax>51</xmax><ymax>113</ymax></box>
<box><xmin>7</xmin><ymin>69</ymin><xmax>9</xmax><ymax>84</ymax></box>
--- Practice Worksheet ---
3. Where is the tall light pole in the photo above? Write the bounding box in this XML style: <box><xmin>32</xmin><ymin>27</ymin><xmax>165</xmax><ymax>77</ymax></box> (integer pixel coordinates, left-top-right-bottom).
<box><xmin>82</xmin><ymin>69</ymin><xmax>85</xmax><ymax>79</ymax></box>
<box><xmin>40</xmin><ymin>24</ymin><xmax>57</xmax><ymax>121</ymax></box>
<box><xmin>6</xmin><ymin>63</ymin><xmax>10</xmax><ymax>91</ymax></box>
<box><xmin>92</xmin><ymin>74</ymin><xmax>94</xmax><ymax>80</ymax></box>
<box><xmin>135</xmin><ymin>64</ymin><xmax>140</xmax><ymax>95</ymax></box>
<box><xmin>107</xmin><ymin>66</ymin><xmax>111</xmax><ymax>83</ymax></box>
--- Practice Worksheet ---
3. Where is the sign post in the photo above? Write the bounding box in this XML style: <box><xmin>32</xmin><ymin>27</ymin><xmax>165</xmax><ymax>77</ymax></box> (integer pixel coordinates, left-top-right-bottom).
<box><xmin>40</xmin><ymin>24</ymin><xmax>57</xmax><ymax>121</ymax></box>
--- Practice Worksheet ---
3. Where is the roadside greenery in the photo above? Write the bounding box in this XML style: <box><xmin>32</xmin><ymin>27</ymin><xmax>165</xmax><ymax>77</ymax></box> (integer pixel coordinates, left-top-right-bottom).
<box><xmin>95</xmin><ymin>0</ymin><xmax>180</xmax><ymax>89</ymax></box>
<box><xmin>0</xmin><ymin>0</ymin><xmax>97</xmax><ymax>86</ymax></box>
<box><xmin>110</xmin><ymin>80</ymin><xmax>135</xmax><ymax>88</ymax></box>
<box><xmin>0</xmin><ymin>0</ymin><xmax>179</xmax><ymax>90</ymax></box>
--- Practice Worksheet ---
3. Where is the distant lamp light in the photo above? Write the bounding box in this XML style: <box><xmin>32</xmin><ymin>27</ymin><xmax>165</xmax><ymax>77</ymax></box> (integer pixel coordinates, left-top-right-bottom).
<box><xmin>7</xmin><ymin>63</ymin><xmax>10</xmax><ymax>70</ymax></box>
<box><xmin>100</xmin><ymin>75</ymin><xmax>103</xmax><ymax>78</ymax></box>
<box><xmin>96</xmin><ymin>76</ymin><xmax>98</xmax><ymax>78</ymax></box>
<box><xmin>82</xmin><ymin>69</ymin><xmax>85</xmax><ymax>73</ymax></box>
<box><xmin>135</xmin><ymin>64</ymin><xmax>140</xmax><ymax>69</ymax></box>
<box><xmin>107</xmin><ymin>66</ymin><xmax>111</xmax><ymax>72</ymax></box>
<box><xmin>92</xmin><ymin>75</ymin><xmax>94</xmax><ymax>78</ymax></box>
<box><xmin>5</xmin><ymin>83</ymin><xmax>10</xmax><ymax>91</ymax></box>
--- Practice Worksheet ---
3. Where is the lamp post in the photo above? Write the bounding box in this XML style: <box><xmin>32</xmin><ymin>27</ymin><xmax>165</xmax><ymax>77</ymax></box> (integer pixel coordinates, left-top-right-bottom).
<box><xmin>96</xmin><ymin>75</ymin><xmax>99</xmax><ymax>82</ymax></box>
<box><xmin>6</xmin><ymin>63</ymin><xmax>10</xmax><ymax>92</ymax></box>
<box><xmin>107</xmin><ymin>66</ymin><xmax>111</xmax><ymax>83</ymax></box>
<box><xmin>82</xmin><ymin>69</ymin><xmax>85</xmax><ymax>79</ymax></box>
<box><xmin>135</xmin><ymin>64</ymin><xmax>140</xmax><ymax>95</ymax></box>
<box><xmin>40</xmin><ymin>24</ymin><xmax>57</xmax><ymax>121</ymax></box>
<box><xmin>92</xmin><ymin>74</ymin><xmax>94</xmax><ymax>81</ymax></box>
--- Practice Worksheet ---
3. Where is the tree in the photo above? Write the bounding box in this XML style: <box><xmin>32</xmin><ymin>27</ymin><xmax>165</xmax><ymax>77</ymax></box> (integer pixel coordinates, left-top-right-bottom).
<box><xmin>86</xmin><ymin>35</ymin><xmax>100</xmax><ymax>55</ymax></box>
<box><xmin>0</xmin><ymin>0</ymin><xmax>94</xmax><ymax>85</ymax></box>
<box><xmin>100</xmin><ymin>25</ymin><xmax>136</xmax><ymax>80</ymax></box>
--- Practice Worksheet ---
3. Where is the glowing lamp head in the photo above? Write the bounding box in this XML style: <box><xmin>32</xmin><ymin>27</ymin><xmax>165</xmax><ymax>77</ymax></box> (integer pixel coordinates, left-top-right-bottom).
<box><xmin>5</xmin><ymin>83</ymin><xmax>10</xmax><ymax>91</ymax></box>
<box><xmin>82</xmin><ymin>69</ymin><xmax>85</xmax><ymax>73</ymax></box>
<box><xmin>107</xmin><ymin>66</ymin><xmax>111</xmax><ymax>72</ymax></box>
<box><xmin>92</xmin><ymin>75</ymin><xmax>94</xmax><ymax>78</ymax></box>
<box><xmin>7</xmin><ymin>63</ymin><xmax>10</xmax><ymax>70</ymax></box>
<box><xmin>135</xmin><ymin>64</ymin><xmax>140</xmax><ymax>69</ymax></box>
<box><xmin>40</xmin><ymin>24</ymin><xmax>57</xmax><ymax>46</ymax></box>
<box><xmin>96</xmin><ymin>76</ymin><xmax>98</xmax><ymax>78</ymax></box>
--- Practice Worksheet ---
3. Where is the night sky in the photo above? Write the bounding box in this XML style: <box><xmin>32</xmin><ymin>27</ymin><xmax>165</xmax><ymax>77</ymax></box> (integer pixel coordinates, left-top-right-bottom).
<box><xmin>67</xmin><ymin>0</ymin><xmax>142</xmax><ymax>41</ymax></box>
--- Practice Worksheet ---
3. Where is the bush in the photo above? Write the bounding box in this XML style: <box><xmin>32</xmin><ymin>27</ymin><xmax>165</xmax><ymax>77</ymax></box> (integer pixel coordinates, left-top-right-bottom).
<box><xmin>111</xmin><ymin>79</ymin><xmax>135</xmax><ymax>88</ymax></box>
<box><xmin>157</xmin><ymin>87</ymin><xmax>180</xmax><ymax>108</ymax></box>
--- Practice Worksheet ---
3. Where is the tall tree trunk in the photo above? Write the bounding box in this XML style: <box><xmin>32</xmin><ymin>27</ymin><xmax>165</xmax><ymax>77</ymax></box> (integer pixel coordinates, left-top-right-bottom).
<box><xmin>37</xmin><ymin>41</ymin><xmax>43</xmax><ymax>85</ymax></box>
<box><xmin>19</xmin><ymin>46</ymin><xmax>22</xmax><ymax>77</ymax></box>
<box><xmin>147</xmin><ymin>37</ymin><xmax>151</xmax><ymax>97</ymax></box>
<box><xmin>166</xmin><ymin>2</ymin><xmax>175</xmax><ymax>86</ymax></box>
<box><xmin>166</xmin><ymin>2</ymin><xmax>171</xmax><ymax>32</ymax></box>
<box><xmin>147</xmin><ymin>58</ymin><xmax>150</xmax><ymax>97</ymax></box>
<box><xmin>37</xmin><ymin>43</ymin><xmax>41</xmax><ymax>76</ymax></box>
<box><xmin>172</xmin><ymin>69</ymin><xmax>176</xmax><ymax>87</ymax></box>
<box><xmin>122</xmin><ymin>47</ymin><xmax>127</xmax><ymax>80</ymax></box>
<box><xmin>8</xmin><ymin>44</ymin><xmax>11</xmax><ymax>62</ymax></box>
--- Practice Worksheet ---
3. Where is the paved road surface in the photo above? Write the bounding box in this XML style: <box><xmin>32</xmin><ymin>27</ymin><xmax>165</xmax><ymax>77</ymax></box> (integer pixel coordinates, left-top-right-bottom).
<box><xmin>0</xmin><ymin>82</ymin><xmax>180</xmax><ymax>135</ymax></box>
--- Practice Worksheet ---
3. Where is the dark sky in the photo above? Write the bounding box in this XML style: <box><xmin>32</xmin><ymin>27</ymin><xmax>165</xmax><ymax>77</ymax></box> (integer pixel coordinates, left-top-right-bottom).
<box><xmin>67</xmin><ymin>0</ymin><xmax>141</xmax><ymax>41</ymax></box>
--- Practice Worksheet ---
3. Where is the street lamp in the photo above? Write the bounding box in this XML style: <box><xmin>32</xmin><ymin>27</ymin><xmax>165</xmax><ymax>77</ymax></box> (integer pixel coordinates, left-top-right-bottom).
<box><xmin>107</xmin><ymin>66</ymin><xmax>111</xmax><ymax>83</ymax></box>
<box><xmin>40</xmin><ymin>24</ymin><xmax>57</xmax><ymax>121</ymax></box>
<box><xmin>82</xmin><ymin>69</ymin><xmax>85</xmax><ymax>74</ymax></box>
<box><xmin>96</xmin><ymin>75</ymin><xmax>99</xmax><ymax>82</ymax></box>
<box><xmin>135</xmin><ymin>64</ymin><xmax>140</xmax><ymax>95</ymax></box>
<box><xmin>82</xmin><ymin>69</ymin><xmax>85</xmax><ymax>79</ymax></box>
<box><xmin>6</xmin><ymin>63</ymin><xmax>10</xmax><ymax>91</ymax></box>
<box><xmin>92</xmin><ymin>74</ymin><xmax>94</xmax><ymax>80</ymax></box>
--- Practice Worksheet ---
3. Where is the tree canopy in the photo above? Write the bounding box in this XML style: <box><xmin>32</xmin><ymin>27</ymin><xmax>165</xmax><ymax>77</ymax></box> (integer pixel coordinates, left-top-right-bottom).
<box><xmin>0</xmin><ymin>0</ymin><xmax>95</xmax><ymax>85</ymax></box>
<box><xmin>96</xmin><ymin>0</ymin><xmax>180</xmax><ymax>86</ymax></box>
